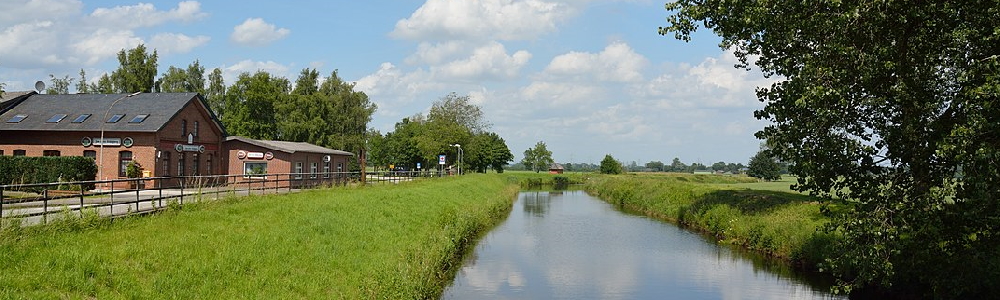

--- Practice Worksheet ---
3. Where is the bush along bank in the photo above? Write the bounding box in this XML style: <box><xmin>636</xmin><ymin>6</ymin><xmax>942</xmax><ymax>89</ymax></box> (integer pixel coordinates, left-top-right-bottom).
<box><xmin>0</xmin><ymin>174</ymin><xmax>519</xmax><ymax>299</ymax></box>
<box><xmin>584</xmin><ymin>174</ymin><xmax>839</xmax><ymax>269</ymax></box>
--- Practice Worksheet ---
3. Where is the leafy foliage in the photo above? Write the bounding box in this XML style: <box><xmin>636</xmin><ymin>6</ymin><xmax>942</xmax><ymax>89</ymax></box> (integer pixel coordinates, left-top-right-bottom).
<box><xmin>110</xmin><ymin>44</ymin><xmax>158</xmax><ymax>93</ymax></box>
<box><xmin>747</xmin><ymin>149</ymin><xmax>780</xmax><ymax>181</ymax></box>
<box><xmin>663</xmin><ymin>0</ymin><xmax>1000</xmax><ymax>297</ymax></box>
<box><xmin>599</xmin><ymin>154</ymin><xmax>622</xmax><ymax>175</ymax></box>
<box><xmin>0</xmin><ymin>156</ymin><xmax>97</xmax><ymax>191</ymax></box>
<box><xmin>46</xmin><ymin>74</ymin><xmax>73</xmax><ymax>94</ymax></box>
<box><xmin>521</xmin><ymin>141</ymin><xmax>554</xmax><ymax>173</ymax></box>
<box><xmin>222</xmin><ymin>71</ymin><xmax>288</xmax><ymax>140</ymax></box>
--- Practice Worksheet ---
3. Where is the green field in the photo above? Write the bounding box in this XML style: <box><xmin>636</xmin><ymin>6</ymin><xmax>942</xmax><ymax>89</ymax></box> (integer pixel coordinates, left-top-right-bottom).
<box><xmin>585</xmin><ymin>173</ymin><xmax>837</xmax><ymax>267</ymax></box>
<box><xmin>0</xmin><ymin>174</ymin><xmax>518</xmax><ymax>299</ymax></box>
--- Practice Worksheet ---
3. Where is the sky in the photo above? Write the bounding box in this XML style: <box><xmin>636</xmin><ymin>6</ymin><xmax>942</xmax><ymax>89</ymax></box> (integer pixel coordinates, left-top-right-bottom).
<box><xmin>0</xmin><ymin>0</ymin><xmax>777</xmax><ymax>166</ymax></box>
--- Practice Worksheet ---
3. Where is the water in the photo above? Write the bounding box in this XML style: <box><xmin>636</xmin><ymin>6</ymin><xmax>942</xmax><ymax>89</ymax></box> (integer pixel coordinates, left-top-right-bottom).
<box><xmin>442</xmin><ymin>190</ymin><xmax>845</xmax><ymax>300</ymax></box>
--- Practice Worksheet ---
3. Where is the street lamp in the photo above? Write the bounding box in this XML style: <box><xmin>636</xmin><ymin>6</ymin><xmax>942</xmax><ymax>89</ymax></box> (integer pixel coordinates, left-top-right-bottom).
<box><xmin>98</xmin><ymin>92</ymin><xmax>140</xmax><ymax>185</ymax></box>
<box><xmin>450</xmin><ymin>144</ymin><xmax>462</xmax><ymax>175</ymax></box>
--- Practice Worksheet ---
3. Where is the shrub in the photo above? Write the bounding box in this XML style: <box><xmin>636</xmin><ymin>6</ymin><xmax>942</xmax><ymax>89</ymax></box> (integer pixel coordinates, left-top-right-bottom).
<box><xmin>0</xmin><ymin>156</ymin><xmax>98</xmax><ymax>191</ymax></box>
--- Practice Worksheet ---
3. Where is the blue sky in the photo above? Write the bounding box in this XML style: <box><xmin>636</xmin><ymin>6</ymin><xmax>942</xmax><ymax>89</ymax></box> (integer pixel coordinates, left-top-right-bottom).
<box><xmin>0</xmin><ymin>0</ymin><xmax>775</xmax><ymax>166</ymax></box>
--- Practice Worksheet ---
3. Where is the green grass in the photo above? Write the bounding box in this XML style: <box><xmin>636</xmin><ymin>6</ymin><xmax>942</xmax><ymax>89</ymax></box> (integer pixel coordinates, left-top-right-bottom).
<box><xmin>0</xmin><ymin>174</ymin><xmax>518</xmax><ymax>299</ymax></box>
<box><xmin>586</xmin><ymin>173</ymin><xmax>838</xmax><ymax>268</ymax></box>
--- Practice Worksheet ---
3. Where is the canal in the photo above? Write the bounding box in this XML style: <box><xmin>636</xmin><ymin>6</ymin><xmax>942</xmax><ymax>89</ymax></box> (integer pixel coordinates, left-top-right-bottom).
<box><xmin>443</xmin><ymin>190</ymin><xmax>845</xmax><ymax>299</ymax></box>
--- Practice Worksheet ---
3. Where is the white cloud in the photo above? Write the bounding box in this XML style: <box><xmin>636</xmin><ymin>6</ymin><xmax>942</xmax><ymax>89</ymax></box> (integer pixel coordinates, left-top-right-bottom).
<box><xmin>0</xmin><ymin>0</ymin><xmax>82</xmax><ymax>28</ymax></box>
<box><xmin>629</xmin><ymin>49</ymin><xmax>777</xmax><ymax>108</ymax></box>
<box><xmin>544</xmin><ymin>42</ymin><xmax>648</xmax><ymax>82</ymax></box>
<box><xmin>87</xmin><ymin>1</ymin><xmax>207</xmax><ymax>29</ymax></box>
<box><xmin>71</xmin><ymin>29</ymin><xmax>144</xmax><ymax>65</ymax></box>
<box><xmin>438</xmin><ymin>41</ymin><xmax>532</xmax><ymax>81</ymax></box>
<box><xmin>149</xmin><ymin>33</ymin><xmax>210</xmax><ymax>55</ymax></box>
<box><xmin>391</xmin><ymin>0</ymin><xmax>570</xmax><ymax>41</ymax></box>
<box><xmin>222</xmin><ymin>60</ymin><xmax>292</xmax><ymax>82</ymax></box>
<box><xmin>230</xmin><ymin>18</ymin><xmax>290</xmax><ymax>46</ymax></box>
<box><xmin>405</xmin><ymin>41</ymin><xmax>471</xmax><ymax>65</ymax></box>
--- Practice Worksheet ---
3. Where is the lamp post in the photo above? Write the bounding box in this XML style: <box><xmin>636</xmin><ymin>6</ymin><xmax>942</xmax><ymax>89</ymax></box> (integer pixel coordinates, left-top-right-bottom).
<box><xmin>450</xmin><ymin>144</ymin><xmax>462</xmax><ymax>175</ymax></box>
<box><xmin>98</xmin><ymin>92</ymin><xmax>139</xmax><ymax>185</ymax></box>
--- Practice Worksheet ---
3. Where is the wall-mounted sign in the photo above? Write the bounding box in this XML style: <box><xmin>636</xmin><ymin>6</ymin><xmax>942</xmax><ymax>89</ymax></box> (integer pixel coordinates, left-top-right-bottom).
<box><xmin>323</xmin><ymin>155</ymin><xmax>331</xmax><ymax>163</ymax></box>
<box><xmin>82</xmin><ymin>137</ymin><xmax>92</xmax><ymax>147</ymax></box>
<box><xmin>237</xmin><ymin>150</ymin><xmax>247</xmax><ymax>159</ymax></box>
<box><xmin>122</xmin><ymin>137</ymin><xmax>134</xmax><ymax>148</ymax></box>
<box><xmin>175</xmin><ymin>144</ymin><xmax>205</xmax><ymax>153</ymax></box>
<box><xmin>93</xmin><ymin>137</ymin><xmax>121</xmax><ymax>147</ymax></box>
<box><xmin>264</xmin><ymin>152</ymin><xmax>274</xmax><ymax>160</ymax></box>
<box><xmin>247</xmin><ymin>152</ymin><xmax>265</xmax><ymax>159</ymax></box>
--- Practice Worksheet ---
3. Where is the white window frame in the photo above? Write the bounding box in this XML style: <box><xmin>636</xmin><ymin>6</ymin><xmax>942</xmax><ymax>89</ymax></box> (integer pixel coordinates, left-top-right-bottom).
<box><xmin>244</xmin><ymin>162</ymin><xmax>268</xmax><ymax>179</ymax></box>
<box><xmin>294</xmin><ymin>162</ymin><xmax>303</xmax><ymax>179</ymax></box>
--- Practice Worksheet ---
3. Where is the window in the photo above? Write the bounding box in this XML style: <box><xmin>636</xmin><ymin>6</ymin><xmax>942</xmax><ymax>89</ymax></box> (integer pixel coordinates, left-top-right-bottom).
<box><xmin>107</xmin><ymin>114</ymin><xmax>124</xmax><ymax>123</ymax></box>
<box><xmin>177</xmin><ymin>153</ymin><xmax>185</xmax><ymax>176</ymax></box>
<box><xmin>161</xmin><ymin>152</ymin><xmax>171</xmax><ymax>176</ymax></box>
<box><xmin>84</xmin><ymin>150</ymin><xmax>96</xmax><ymax>159</ymax></box>
<box><xmin>72</xmin><ymin>114</ymin><xmax>91</xmax><ymax>123</ymax></box>
<box><xmin>0</xmin><ymin>150</ymin><xmax>4</xmax><ymax>156</ymax></box>
<box><xmin>118</xmin><ymin>151</ymin><xmax>133</xmax><ymax>177</ymax></box>
<box><xmin>310</xmin><ymin>162</ymin><xmax>318</xmax><ymax>179</ymax></box>
<box><xmin>206</xmin><ymin>154</ymin><xmax>213</xmax><ymax>176</ymax></box>
<box><xmin>181</xmin><ymin>120</ymin><xmax>187</xmax><ymax>137</ymax></box>
<box><xmin>13</xmin><ymin>150</ymin><xmax>26</xmax><ymax>156</ymax></box>
<box><xmin>46</xmin><ymin>114</ymin><xmax>68</xmax><ymax>123</ymax></box>
<box><xmin>128</xmin><ymin>114</ymin><xmax>149</xmax><ymax>123</ymax></box>
<box><xmin>6</xmin><ymin>114</ymin><xmax>27</xmax><ymax>123</ymax></box>
<box><xmin>323</xmin><ymin>162</ymin><xmax>331</xmax><ymax>178</ymax></box>
<box><xmin>194</xmin><ymin>121</ymin><xmax>199</xmax><ymax>137</ymax></box>
<box><xmin>244</xmin><ymin>162</ymin><xmax>268</xmax><ymax>178</ymax></box>
<box><xmin>192</xmin><ymin>153</ymin><xmax>200</xmax><ymax>176</ymax></box>
<box><xmin>294</xmin><ymin>162</ymin><xmax>303</xmax><ymax>179</ymax></box>
<box><xmin>43</xmin><ymin>150</ymin><xmax>61</xmax><ymax>157</ymax></box>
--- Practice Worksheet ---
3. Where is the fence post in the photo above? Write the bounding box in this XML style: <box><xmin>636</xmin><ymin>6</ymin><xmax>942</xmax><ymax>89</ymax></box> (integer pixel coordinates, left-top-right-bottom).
<box><xmin>43</xmin><ymin>189</ymin><xmax>48</xmax><ymax>224</ymax></box>
<box><xmin>180</xmin><ymin>178</ymin><xmax>185</xmax><ymax>206</ymax></box>
<box><xmin>1</xmin><ymin>188</ymin><xmax>4</xmax><ymax>219</ymax></box>
<box><xmin>79</xmin><ymin>183</ymin><xmax>85</xmax><ymax>217</ymax></box>
<box><xmin>158</xmin><ymin>178</ymin><xmax>163</xmax><ymax>208</ymax></box>
<box><xmin>109</xmin><ymin>180</ymin><xmax>114</xmax><ymax>223</ymax></box>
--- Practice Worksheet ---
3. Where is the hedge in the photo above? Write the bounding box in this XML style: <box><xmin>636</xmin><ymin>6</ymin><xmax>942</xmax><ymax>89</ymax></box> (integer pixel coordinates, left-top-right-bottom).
<box><xmin>0</xmin><ymin>156</ymin><xmax>98</xmax><ymax>191</ymax></box>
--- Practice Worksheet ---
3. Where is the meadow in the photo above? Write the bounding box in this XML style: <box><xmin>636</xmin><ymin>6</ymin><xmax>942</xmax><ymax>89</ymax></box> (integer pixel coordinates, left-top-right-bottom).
<box><xmin>0</xmin><ymin>174</ymin><xmax>518</xmax><ymax>299</ymax></box>
<box><xmin>585</xmin><ymin>173</ymin><xmax>838</xmax><ymax>268</ymax></box>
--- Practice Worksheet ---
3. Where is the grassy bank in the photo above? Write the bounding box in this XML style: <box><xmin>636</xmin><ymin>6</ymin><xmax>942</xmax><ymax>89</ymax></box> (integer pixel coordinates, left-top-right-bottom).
<box><xmin>503</xmin><ymin>170</ymin><xmax>590</xmax><ymax>188</ymax></box>
<box><xmin>585</xmin><ymin>173</ymin><xmax>837</xmax><ymax>268</ymax></box>
<box><xmin>0</xmin><ymin>174</ymin><xmax>518</xmax><ymax>299</ymax></box>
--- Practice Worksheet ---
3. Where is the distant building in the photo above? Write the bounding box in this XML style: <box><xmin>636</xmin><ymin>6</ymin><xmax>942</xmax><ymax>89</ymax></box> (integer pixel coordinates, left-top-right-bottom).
<box><xmin>549</xmin><ymin>163</ymin><xmax>565</xmax><ymax>174</ymax></box>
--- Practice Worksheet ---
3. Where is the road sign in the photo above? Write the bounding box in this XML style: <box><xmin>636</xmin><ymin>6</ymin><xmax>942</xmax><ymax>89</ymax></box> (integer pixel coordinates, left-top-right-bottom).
<box><xmin>438</xmin><ymin>155</ymin><xmax>446</xmax><ymax>165</ymax></box>
<box><xmin>417</xmin><ymin>163</ymin><xmax>422</xmax><ymax>169</ymax></box>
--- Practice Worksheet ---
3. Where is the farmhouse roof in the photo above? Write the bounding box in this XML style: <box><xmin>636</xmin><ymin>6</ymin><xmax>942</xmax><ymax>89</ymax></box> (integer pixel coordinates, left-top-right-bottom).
<box><xmin>549</xmin><ymin>163</ymin><xmax>564</xmax><ymax>170</ymax></box>
<box><xmin>0</xmin><ymin>92</ymin><xmax>225</xmax><ymax>134</ymax></box>
<box><xmin>225</xmin><ymin>136</ymin><xmax>354</xmax><ymax>156</ymax></box>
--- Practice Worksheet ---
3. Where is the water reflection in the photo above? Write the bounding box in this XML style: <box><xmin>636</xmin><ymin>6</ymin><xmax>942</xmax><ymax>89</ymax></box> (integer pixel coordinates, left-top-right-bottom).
<box><xmin>443</xmin><ymin>190</ymin><xmax>844</xmax><ymax>300</ymax></box>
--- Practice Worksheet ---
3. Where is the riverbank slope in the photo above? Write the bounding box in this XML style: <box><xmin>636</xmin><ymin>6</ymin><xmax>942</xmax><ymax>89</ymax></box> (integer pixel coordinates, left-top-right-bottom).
<box><xmin>0</xmin><ymin>174</ymin><xmax>517</xmax><ymax>299</ymax></box>
<box><xmin>585</xmin><ymin>174</ymin><xmax>837</xmax><ymax>268</ymax></box>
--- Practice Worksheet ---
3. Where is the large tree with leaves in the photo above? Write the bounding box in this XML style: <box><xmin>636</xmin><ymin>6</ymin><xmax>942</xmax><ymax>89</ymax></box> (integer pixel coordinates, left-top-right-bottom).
<box><xmin>663</xmin><ymin>0</ymin><xmax>1000</xmax><ymax>297</ymax></box>
<box><xmin>521</xmin><ymin>141</ymin><xmax>554</xmax><ymax>173</ymax></box>
<box><xmin>223</xmin><ymin>71</ymin><xmax>289</xmax><ymax>140</ymax></box>
<box><xmin>110</xmin><ymin>44</ymin><xmax>158</xmax><ymax>93</ymax></box>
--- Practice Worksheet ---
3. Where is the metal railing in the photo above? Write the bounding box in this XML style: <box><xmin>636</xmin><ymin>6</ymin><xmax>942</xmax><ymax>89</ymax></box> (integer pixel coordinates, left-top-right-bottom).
<box><xmin>1</xmin><ymin>170</ymin><xmax>447</xmax><ymax>228</ymax></box>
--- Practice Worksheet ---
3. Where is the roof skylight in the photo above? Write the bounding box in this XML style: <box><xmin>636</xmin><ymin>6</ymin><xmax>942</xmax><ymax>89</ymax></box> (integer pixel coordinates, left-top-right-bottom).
<box><xmin>6</xmin><ymin>114</ymin><xmax>27</xmax><ymax>123</ymax></box>
<box><xmin>106</xmin><ymin>114</ymin><xmax>124</xmax><ymax>123</ymax></box>
<box><xmin>46</xmin><ymin>114</ymin><xmax>68</xmax><ymax>123</ymax></box>
<box><xmin>72</xmin><ymin>114</ymin><xmax>91</xmax><ymax>123</ymax></box>
<box><xmin>128</xmin><ymin>114</ymin><xmax>149</xmax><ymax>123</ymax></box>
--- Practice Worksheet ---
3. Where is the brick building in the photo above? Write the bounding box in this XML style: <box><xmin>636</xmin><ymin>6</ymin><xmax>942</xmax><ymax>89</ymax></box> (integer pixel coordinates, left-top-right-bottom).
<box><xmin>0</xmin><ymin>92</ymin><xmax>226</xmax><ymax>182</ymax></box>
<box><xmin>224</xmin><ymin>136</ymin><xmax>353</xmax><ymax>187</ymax></box>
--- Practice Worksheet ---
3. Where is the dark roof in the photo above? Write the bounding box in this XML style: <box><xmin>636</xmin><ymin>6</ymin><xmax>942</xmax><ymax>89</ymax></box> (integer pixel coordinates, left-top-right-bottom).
<box><xmin>0</xmin><ymin>91</ymin><xmax>35</xmax><ymax>114</ymax></box>
<box><xmin>225</xmin><ymin>136</ymin><xmax>354</xmax><ymax>156</ymax></box>
<box><xmin>549</xmin><ymin>163</ymin><xmax>564</xmax><ymax>170</ymax></box>
<box><xmin>0</xmin><ymin>92</ymin><xmax>222</xmax><ymax>133</ymax></box>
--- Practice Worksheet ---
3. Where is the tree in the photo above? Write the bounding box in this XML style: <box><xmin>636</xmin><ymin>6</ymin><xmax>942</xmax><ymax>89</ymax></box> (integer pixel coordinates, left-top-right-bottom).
<box><xmin>75</xmin><ymin>69</ymin><xmax>88</xmax><ymax>94</ymax></box>
<box><xmin>521</xmin><ymin>141</ymin><xmax>554</xmax><ymax>173</ymax></box>
<box><xmin>747</xmin><ymin>150</ymin><xmax>780</xmax><ymax>181</ymax></box>
<box><xmin>158</xmin><ymin>61</ymin><xmax>205</xmax><ymax>93</ymax></box>
<box><xmin>466</xmin><ymin>132</ymin><xmax>513</xmax><ymax>173</ymax></box>
<box><xmin>206</xmin><ymin>68</ymin><xmax>226</xmax><ymax>116</ymax></box>
<box><xmin>669</xmin><ymin>157</ymin><xmax>686</xmax><ymax>172</ymax></box>
<box><xmin>429</xmin><ymin>92</ymin><xmax>490</xmax><ymax>133</ymax></box>
<box><xmin>110</xmin><ymin>44</ymin><xmax>158</xmax><ymax>93</ymax></box>
<box><xmin>663</xmin><ymin>1</ymin><xmax>1000</xmax><ymax>296</ymax></box>
<box><xmin>645</xmin><ymin>161</ymin><xmax>665</xmax><ymax>172</ymax></box>
<box><xmin>292</xmin><ymin>68</ymin><xmax>319</xmax><ymax>96</ymax></box>
<box><xmin>599</xmin><ymin>154</ymin><xmax>622</xmax><ymax>175</ymax></box>
<box><xmin>711</xmin><ymin>161</ymin><xmax>727</xmax><ymax>172</ymax></box>
<box><xmin>316</xmin><ymin>70</ymin><xmax>376</xmax><ymax>165</ymax></box>
<box><xmin>46</xmin><ymin>74</ymin><xmax>73</xmax><ymax>94</ymax></box>
<box><xmin>223</xmin><ymin>71</ymin><xmax>288</xmax><ymax>140</ymax></box>
<box><xmin>90</xmin><ymin>73</ymin><xmax>113</xmax><ymax>94</ymax></box>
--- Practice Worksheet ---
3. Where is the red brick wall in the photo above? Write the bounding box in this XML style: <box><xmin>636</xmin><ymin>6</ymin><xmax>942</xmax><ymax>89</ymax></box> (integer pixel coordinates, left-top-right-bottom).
<box><xmin>0</xmin><ymin>96</ymin><xmax>226</xmax><ymax>183</ymax></box>
<box><xmin>224</xmin><ymin>140</ymin><xmax>352</xmax><ymax>188</ymax></box>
